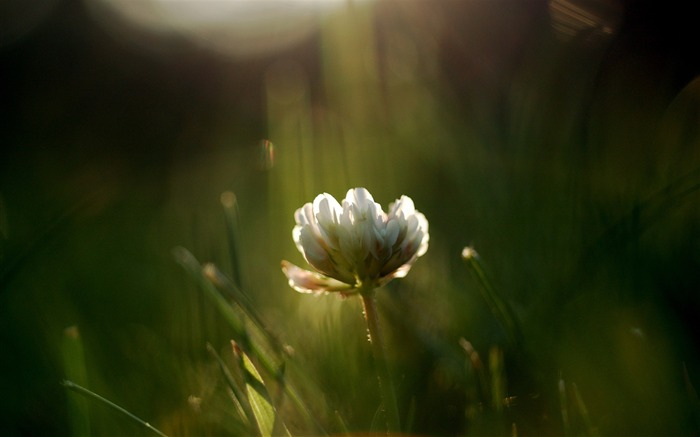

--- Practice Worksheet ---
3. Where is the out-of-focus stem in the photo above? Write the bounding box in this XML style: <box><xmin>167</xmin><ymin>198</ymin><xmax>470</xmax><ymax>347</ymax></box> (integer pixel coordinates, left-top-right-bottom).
<box><xmin>360</xmin><ymin>287</ymin><xmax>400</xmax><ymax>435</ymax></box>
<box><xmin>462</xmin><ymin>247</ymin><xmax>523</xmax><ymax>348</ymax></box>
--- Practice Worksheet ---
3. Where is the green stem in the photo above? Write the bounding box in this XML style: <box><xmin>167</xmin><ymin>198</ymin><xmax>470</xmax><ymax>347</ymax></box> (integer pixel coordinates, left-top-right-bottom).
<box><xmin>360</xmin><ymin>288</ymin><xmax>400</xmax><ymax>435</ymax></box>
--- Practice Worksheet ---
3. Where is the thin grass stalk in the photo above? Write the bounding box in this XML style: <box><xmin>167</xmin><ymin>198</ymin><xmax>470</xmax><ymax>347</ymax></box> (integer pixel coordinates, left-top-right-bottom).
<box><xmin>460</xmin><ymin>338</ymin><xmax>491</xmax><ymax>405</ymax></box>
<box><xmin>334</xmin><ymin>410</ymin><xmax>351</xmax><ymax>436</ymax></box>
<box><xmin>61</xmin><ymin>326</ymin><xmax>90</xmax><ymax>437</ymax></box>
<box><xmin>360</xmin><ymin>287</ymin><xmax>400</xmax><ymax>435</ymax></box>
<box><xmin>558</xmin><ymin>374</ymin><xmax>571</xmax><ymax>437</ymax></box>
<box><xmin>571</xmin><ymin>383</ymin><xmax>597</xmax><ymax>436</ymax></box>
<box><xmin>61</xmin><ymin>380</ymin><xmax>168</xmax><ymax>437</ymax></box>
<box><xmin>220</xmin><ymin>191</ymin><xmax>244</xmax><ymax>290</ymax></box>
<box><xmin>489</xmin><ymin>346</ymin><xmax>505</xmax><ymax>413</ymax></box>
<box><xmin>462</xmin><ymin>247</ymin><xmax>523</xmax><ymax>347</ymax></box>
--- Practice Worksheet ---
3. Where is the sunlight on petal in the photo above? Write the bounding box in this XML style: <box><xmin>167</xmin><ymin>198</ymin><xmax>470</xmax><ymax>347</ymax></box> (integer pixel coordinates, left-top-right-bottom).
<box><xmin>281</xmin><ymin>260</ymin><xmax>354</xmax><ymax>294</ymax></box>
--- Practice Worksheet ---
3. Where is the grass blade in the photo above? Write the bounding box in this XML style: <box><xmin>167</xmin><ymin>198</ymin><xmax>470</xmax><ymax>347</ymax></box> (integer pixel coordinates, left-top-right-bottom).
<box><xmin>571</xmin><ymin>383</ymin><xmax>597</xmax><ymax>436</ymax></box>
<box><xmin>174</xmin><ymin>246</ymin><xmax>328</xmax><ymax>435</ymax></box>
<box><xmin>206</xmin><ymin>343</ymin><xmax>257</xmax><ymax>435</ymax></box>
<box><xmin>61</xmin><ymin>380</ymin><xmax>168</xmax><ymax>437</ymax></box>
<box><xmin>558</xmin><ymin>374</ymin><xmax>570</xmax><ymax>437</ymax></box>
<box><xmin>236</xmin><ymin>347</ymin><xmax>291</xmax><ymax>437</ymax></box>
<box><xmin>220</xmin><ymin>191</ymin><xmax>244</xmax><ymax>290</ymax></box>
<box><xmin>489</xmin><ymin>346</ymin><xmax>506</xmax><ymax>413</ymax></box>
<box><xmin>61</xmin><ymin>326</ymin><xmax>90</xmax><ymax>437</ymax></box>
<box><xmin>173</xmin><ymin>247</ymin><xmax>248</xmax><ymax>345</ymax></box>
<box><xmin>462</xmin><ymin>247</ymin><xmax>523</xmax><ymax>348</ymax></box>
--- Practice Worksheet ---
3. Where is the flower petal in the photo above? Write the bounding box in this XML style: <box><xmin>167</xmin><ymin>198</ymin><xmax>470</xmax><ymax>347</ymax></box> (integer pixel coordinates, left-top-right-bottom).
<box><xmin>314</xmin><ymin>193</ymin><xmax>342</xmax><ymax>250</ymax></box>
<box><xmin>384</xmin><ymin>218</ymin><xmax>400</xmax><ymax>248</ymax></box>
<box><xmin>281</xmin><ymin>261</ymin><xmax>354</xmax><ymax>294</ymax></box>
<box><xmin>346</xmin><ymin>187</ymin><xmax>374</xmax><ymax>208</ymax></box>
<box><xmin>284</xmin><ymin>188</ymin><xmax>428</xmax><ymax>292</ymax></box>
<box><xmin>378</xmin><ymin>262</ymin><xmax>413</xmax><ymax>286</ymax></box>
<box><xmin>299</xmin><ymin>226</ymin><xmax>329</xmax><ymax>269</ymax></box>
<box><xmin>388</xmin><ymin>195</ymin><xmax>415</xmax><ymax>218</ymax></box>
<box><xmin>414</xmin><ymin>212</ymin><xmax>430</xmax><ymax>257</ymax></box>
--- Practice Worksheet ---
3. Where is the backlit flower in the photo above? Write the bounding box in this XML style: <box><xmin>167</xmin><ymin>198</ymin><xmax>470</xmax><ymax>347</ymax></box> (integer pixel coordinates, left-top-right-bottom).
<box><xmin>281</xmin><ymin>187</ymin><xmax>429</xmax><ymax>295</ymax></box>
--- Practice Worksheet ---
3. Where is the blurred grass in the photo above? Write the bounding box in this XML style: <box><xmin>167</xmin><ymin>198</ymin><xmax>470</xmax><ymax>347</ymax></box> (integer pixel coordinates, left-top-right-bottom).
<box><xmin>1</xmin><ymin>0</ymin><xmax>699</xmax><ymax>436</ymax></box>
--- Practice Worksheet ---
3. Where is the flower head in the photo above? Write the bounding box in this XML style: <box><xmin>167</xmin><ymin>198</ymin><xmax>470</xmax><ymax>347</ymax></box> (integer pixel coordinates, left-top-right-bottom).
<box><xmin>281</xmin><ymin>187</ymin><xmax>429</xmax><ymax>295</ymax></box>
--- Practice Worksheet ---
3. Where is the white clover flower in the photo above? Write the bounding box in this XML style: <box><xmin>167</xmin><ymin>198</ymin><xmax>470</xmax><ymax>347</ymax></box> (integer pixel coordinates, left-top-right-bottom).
<box><xmin>281</xmin><ymin>187</ymin><xmax>429</xmax><ymax>295</ymax></box>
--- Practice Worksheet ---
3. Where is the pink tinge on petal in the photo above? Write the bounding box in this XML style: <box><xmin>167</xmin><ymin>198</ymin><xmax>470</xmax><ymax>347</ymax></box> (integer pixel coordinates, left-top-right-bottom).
<box><xmin>377</xmin><ymin>262</ymin><xmax>414</xmax><ymax>287</ymax></box>
<box><xmin>281</xmin><ymin>261</ymin><xmax>354</xmax><ymax>294</ymax></box>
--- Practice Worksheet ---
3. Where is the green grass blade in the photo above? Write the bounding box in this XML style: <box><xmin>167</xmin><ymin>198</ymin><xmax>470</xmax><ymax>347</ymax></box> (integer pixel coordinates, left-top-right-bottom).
<box><xmin>571</xmin><ymin>383</ymin><xmax>597</xmax><ymax>436</ymax></box>
<box><xmin>489</xmin><ymin>346</ymin><xmax>506</xmax><ymax>413</ymax></box>
<box><xmin>460</xmin><ymin>338</ymin><xmax>490</xmax><ymax>405</ymax></box>
<box><xmin>462</xmin><ymin>247</ymin><xmax>523</xmax><ymax>347</ymax></box>
<box><xmin>204</xmin><ymin>262</ymin><xmax>324</xmax><ymax>430</ymax></box>
<box><xmin>175</xmin><ymin>247</ymin><xmax>328</xmax><ymax>435</ymax></box>
<box><xmin>203</xmin><ymin>262</ymin><xmax>273</xmax><ymax>347</ymax></box>
<box><xmin>61</xmin><ymin>326</ymin><xmax>90</xmax><ymax>437</ymax></box>
<box><xmin>220</xmin><ymin>191</ymin><xmax>244</xmax><ymax>290</ymax></box>
<box><xmin>334</xmin><ymin>410</ymin><xmax>351</xmax><ymax>436</ymax></box>
<box><xmin>558</xmin><ymin>375</ymin><xmax>570</xmax><ymax>437</ymax></box>
<box><xmin>173</xmin><ymin>247</ymin><xmax>248</xmax><ymax>345</ymax></box>
<box><xmin>239</xmin><ymin>349</ymin><xmax>291</xmax><ymax>437</ymax></box>
<box><xmin>61</xmin><ymin>380</ymin><xmax>168</xmax><ymax>437</ymax></box>
<box><xmin>206</xmin><ymin>343</ymin><xmax>257</xmax><ymax>435</ymax></box>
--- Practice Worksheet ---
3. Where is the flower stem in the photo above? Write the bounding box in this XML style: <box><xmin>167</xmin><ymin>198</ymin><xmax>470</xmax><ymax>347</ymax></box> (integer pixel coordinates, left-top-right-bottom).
<box><xmin>360</xmin><ymin>288</ymin><xmax>400</xmax><ymax>435</ymax></box>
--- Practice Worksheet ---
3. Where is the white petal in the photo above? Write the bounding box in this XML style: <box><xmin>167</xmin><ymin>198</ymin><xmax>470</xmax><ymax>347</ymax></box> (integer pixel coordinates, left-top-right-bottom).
<box><xmin>292</xmin><ymin>225</ymin><xmax>305</xmax><ymax>254</ymax></box>
<box><xmin>302</xmin><ymin>203</ymin><xmax>318</xmax><ymax>225</ymax></box>
<box><xmin>314</xmin><ymin>194</ymin><xmax>342</xmax><ymax>250</ymax></box>
<box><xmin>281</xmin><ymin>261</ymin><xmax>354</xmax><ymax>294</ymax></box>
<box><xmin>384</xmin><ymin>219</ymin><xmax>400</xmax><ymax>248</ymax></box>
<box><xmin>299</xmin><ymin>226</ymin><xmax>329</xmax><ymax>270</ymax></box>
<box><xmin>367</xmin><ymin>201</ymin><xmax>386</xmax><ymax>234</ymax></box>
<box><xmin>336</xmin><ymin>223</ymin><xmax>354</xmax><ymax>258</ymax></box>
<box><xmin>346</xmin><ymin>187</ymin><xmax>374</xmax><ymax>208</ymax></box>
<box><xmin>314</xmin><ymin>193</ymin><xmax>341</xmax><ymax>223</ymax></box>
<box><xmin>388</xmin><ymin>195</ymin><xmax>415</xmax><ymax>218</ymax></box>
<box><xmin>414</xmin><ymin>212</ymin><xmax>430</xmax><ymax>256</ymax></box>
<box><xmin>405</xmin><ymin>214</ymin><xmax>420</xmax><ymax>236</ymax></box>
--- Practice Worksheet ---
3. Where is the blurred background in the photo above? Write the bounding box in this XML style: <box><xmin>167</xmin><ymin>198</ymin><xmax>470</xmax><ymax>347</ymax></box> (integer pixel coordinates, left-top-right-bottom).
<box><xmin>1</xmin><ymin>0</ymin><xmax>699</xmax><ymax>435</ymax></box>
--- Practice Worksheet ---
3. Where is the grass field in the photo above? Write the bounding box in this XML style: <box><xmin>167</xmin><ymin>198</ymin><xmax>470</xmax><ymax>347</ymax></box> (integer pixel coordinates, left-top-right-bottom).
<box><xmin>1</xmin><ymin>1</ymin><xmax>699</xmax><ymax>435</ymax></box>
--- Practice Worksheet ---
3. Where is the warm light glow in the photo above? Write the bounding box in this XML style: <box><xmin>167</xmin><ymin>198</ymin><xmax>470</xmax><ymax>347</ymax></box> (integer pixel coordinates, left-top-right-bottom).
<box><xmin>548</xmin><ymin>0</ymin><xmax>621</xmax><ymax>41</ymax></box>
<box><xmin>87</xmin><ymin>0</ymin><xmax>357</xmax><ymax>57</ymax></box>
